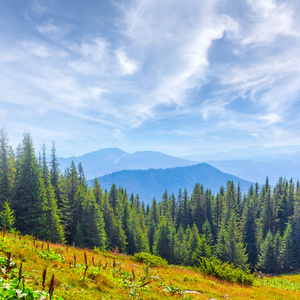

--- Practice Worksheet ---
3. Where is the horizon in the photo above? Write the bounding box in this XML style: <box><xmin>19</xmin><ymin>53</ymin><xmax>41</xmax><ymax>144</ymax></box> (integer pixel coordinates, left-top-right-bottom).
<box><xmin>1</xmin><ymin>0</ymin><xmax>300</xmax><ymax>158</ymax></box>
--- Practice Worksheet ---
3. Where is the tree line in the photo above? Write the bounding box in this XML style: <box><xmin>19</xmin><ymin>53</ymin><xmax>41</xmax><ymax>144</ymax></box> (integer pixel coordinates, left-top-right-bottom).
<box><xmin>0</xmin><ymin>128</ymin><xmax>299</xmax><ymax>273</ymax></box>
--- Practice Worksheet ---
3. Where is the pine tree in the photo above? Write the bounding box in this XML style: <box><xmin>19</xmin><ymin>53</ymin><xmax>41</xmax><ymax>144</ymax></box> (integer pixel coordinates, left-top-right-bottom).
<box><xmin>153</xmin><ymin>217</ymin><xmax>172</xmax><ymax>262</ymax></box>
<box><xmin>291</xmin><ymin>203</ymin><xmax>300</xmax><ymax>268</ymax></box>
<box><xmin>240</xmin><ymin>197</ymin><xmax>257</xmax><ymax>269</ymax></box>
<box><xmin>60</xmin><ymin>161</ymin><xmax>79</xmax><ymax>243</ymax></box>
<box><xmin>50</xmin><ymin>142</ymin><xmax>61</xmax><ymax>208</ymax></box>
<box><xmin>273</xmin><ymin>230</ymin><xmax>282</xmax><ymax>272</ymax></box>
<box><xmin>109</xmin><ymin>184</ymin><xmax>118</xmax><ymax>211</ymax></box>
<box><xmin>0</xmin><ymin>128</ymin><xmax>15</xmax><ymax>206</ymax></box>
<box><xmin>0</xmin><ymin>200</ymin><xmax>15</xmax><ymax>230</ymax></box>
<box><xmin>101</xmin><ymin>195</ymin><xmax>127</xmax><ymax>252</ymax></box>
<box><xmin>92</xmin><ymin>178</ymin><xmax>103</xmax><ymax>207</ymax></box>
<box><xmin>45</xmin><ymin>183</ymin><xmax>65</xmax><ymax>244</ymax></box>
<box><xmin>13</xmin><ymin>132</ymin><xmax>47</xmax><ymax>238</ymax></box>
<box><xmin>191</xmin><ymin>236</ymin><xmax>212</xmax><ymax>266</ymax></box>
<box><xmin>202</xmin><ymin>220</ymin><xmax>214</xmax><ymax>246</ymax></box>
<box><xmin>216</xmin><ymin>212</ymin><xmax>248</xmax><ymax>270</ymax></box>
<box><xmin>78</xmin><ymin>191</ymin><xmax>107</xmax><ymax>250</ymax></box>
<box><xmin>127</xmin><ymin>208</ymin><xmax>149</xmax><ymax>254</ymax></box>
<box><xmin>281</xmin><ymin>223</ymin><xmax>294</xmax><ymax>270</ymax></box>
<box><xmin>174</xmin><ymin>225</ymin><xmax>188</xmax><ymax>265</ymax></box>
<box><xmin>260</xmin><ymin>181</ymin><xmax>275</xmax><ymax>237</ymax></box>
<box><xmin>257</xmin><ymin>231</ymin><xmax>274</xmax><ymax>273</ymax></box>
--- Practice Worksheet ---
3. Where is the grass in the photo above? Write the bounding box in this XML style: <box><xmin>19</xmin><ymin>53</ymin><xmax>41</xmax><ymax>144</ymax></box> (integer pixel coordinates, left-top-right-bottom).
<box><xmin>0</xmin><ymin>231</ymin><xmax>300</xmax><ymax>299</ymax></box>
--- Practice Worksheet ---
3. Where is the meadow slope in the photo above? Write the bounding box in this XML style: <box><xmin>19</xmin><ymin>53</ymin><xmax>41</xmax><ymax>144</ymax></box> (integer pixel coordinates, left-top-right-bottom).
<box><xmin>0</xmin><ymin>232</ymin><xmax>299</xmax><ymax>300</ymax></box>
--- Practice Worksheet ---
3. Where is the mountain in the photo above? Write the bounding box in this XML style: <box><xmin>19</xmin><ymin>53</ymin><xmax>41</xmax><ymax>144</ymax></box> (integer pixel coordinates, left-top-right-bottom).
<box><xmin>207</xmin><ymin>160</ymin><xmax>300</xmax><ymax>186</ymax></box>
<box><xmin>182</xmin><ymin>145</ymin><xmax>300</xmax><ymax>161</ymax></box>
<box><xmin>57</xmin><ymin>148</ymin><xmax>198</xmax><ymax>179</ymax></box>
<box><xmin>90</xmin><ymin>163</ymin><xmax>253</xmax><ymax>204</ymax></box>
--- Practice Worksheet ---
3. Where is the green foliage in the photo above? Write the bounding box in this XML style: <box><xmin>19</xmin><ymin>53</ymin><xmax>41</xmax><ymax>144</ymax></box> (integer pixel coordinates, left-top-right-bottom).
<box><xmin>0</xmin><ymin>200</ymin><xmax>15</xmax><ymax>231</ymax></box>
<box><xmin>255</xmin><ymin>277</ymin><xmax>300</xmax><ymax>291</ymax></box>
<box><xmin>198</xmin><ymin>256</ymin><xmax>255</xmax><ymax>286</ymax></box>
<box><xmin>133</xmin><ymin>252</ymin><xmax>168</xmax><ymax>267</ymax></box>
<box><xmin>257</xmin><ymin>231</ymin><xmax>274</xmax><ymax>272</ymax></box>
<box><xmin>163</xmin><ymin>284</ymin><xmax>185</xmax><ymax>295</ymax></box>
<box><xmin>281</xmin><ymin>223</ymin><xmax>294</xmax><ymax>270</ymax></box>
<box><xmin>0</xmin><ymin>277</ymin><xmax>54</xmax><ymax>300</ymax></box>
<box><xmin>38</xmin><ymin>250</ymin><xmax>65</xmax><ymax>262</ymax></box>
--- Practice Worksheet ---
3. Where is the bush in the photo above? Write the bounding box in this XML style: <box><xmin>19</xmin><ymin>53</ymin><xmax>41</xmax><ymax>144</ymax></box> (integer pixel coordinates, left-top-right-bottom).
<box><xmin>133</xmin><ymin>252</ymin><xmax>168</xmax><ymax>267</ymax></box>
<box><xmin>198</xmin><ymin>257</ymin><xmax>255</xmax><ymax>286</ymax></box>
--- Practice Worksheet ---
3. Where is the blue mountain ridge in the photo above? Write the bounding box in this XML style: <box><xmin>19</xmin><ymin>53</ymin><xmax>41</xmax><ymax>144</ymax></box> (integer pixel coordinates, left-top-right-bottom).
<box><xmin>89</xmin><ymin>163</ymin><xmax>253</xmax><ymax>204</ymax></box>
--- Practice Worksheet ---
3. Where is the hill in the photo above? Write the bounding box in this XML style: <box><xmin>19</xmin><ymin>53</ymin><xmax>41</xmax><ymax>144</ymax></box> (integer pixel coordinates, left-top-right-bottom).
<box><xmin>92</xmin><ymin>163</ymin><xmax>253</xmax><ymax>203</ymax></box>
<box><xmin>1</xmin><ymin>232</ymin><xmax>299</xmax><ymax>299</ymax></box>
<box><xmin>58</xmin><ymin>148</ymin><xmax>198</xmax><ymax>179</ymax></box>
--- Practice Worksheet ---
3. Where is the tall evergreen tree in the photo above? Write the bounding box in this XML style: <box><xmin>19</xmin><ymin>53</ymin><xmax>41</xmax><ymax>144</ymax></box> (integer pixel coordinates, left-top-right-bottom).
<box><xmin>0</xmin><ymin>128</ymin><xmax>15</xmax><ymax>206</ymax></box>
<box><xmin>13</xmin><ymin>132</ymin><xmax>47</xmax><ymax>238</ymax></box>
<box><xmin>0</xmin><ymin>200</ymin><xmax>15</xmax><ymax>230</ymax></box>
<box><xmin>153</xmin><ymin>217</ymin><xmax>172</xmax><ymax>262</ymax></box>
<box><xmin>281</xmin><ymin>223</ymin><xmax>294</xmax><ymax>270</ymax></box>
<box><xmin>216</xmin><ymin>212</ymin><xmax>248</xmax><ymax>270</ymax></box>
<box><xmin>76</xmin><ymin>191</ymin><xmax>107</xmax><ymax>250</ymax></box>
<box><xmin>257</xmin><ymin>231</ymin><xmax>274</xmax><ymax>273</ymax></box>
<box><xmin>50</xmin><ymin>142</ymin><xmax>61</xmax><ymax>208</ymax></box>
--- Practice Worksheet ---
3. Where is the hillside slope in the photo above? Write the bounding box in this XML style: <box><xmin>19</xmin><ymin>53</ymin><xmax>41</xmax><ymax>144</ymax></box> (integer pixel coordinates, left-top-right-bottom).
<box><xmin>1</xmin><ymin>233</ymin><xmax>299</xmax><ymax>299</ymax></box>
<box><xmin>93</xmin><ymin>163</ymin><xmax>253</xmax><ymax>203</ymax></box>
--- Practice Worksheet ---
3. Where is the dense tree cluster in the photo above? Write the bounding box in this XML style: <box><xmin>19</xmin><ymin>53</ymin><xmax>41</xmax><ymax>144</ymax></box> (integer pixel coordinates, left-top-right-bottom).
<box><xmin>0</xmin><ymin>128</ymin><xmax>299</xmax><ymax>273</ymax></box>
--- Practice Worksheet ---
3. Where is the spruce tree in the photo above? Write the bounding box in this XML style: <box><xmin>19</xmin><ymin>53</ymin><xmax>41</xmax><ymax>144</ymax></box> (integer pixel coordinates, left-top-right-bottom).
<box><xmin>50</xmin><ymin>142</ymin><xmax>61</xmax><ymax>208</ymax></box>
<box><xmin>273</xmin><ymin>230</ymin><xmax>282</xmax><ymax>272</ymax></box>
<box><xmin>13</xmin><ymin>132</ymin><xmax>47</xmax><ymax>238</ymax></box>
<box><xmin>257</xmin><ymin>231</ymin><xmax>274</xmax><ymax>273</ymax></box>
<box><xmin>0</xmin><ymin>128</ymin><xmax>14</xmax><ymax>206</ymax></box>
<box><xmin>0</xmin><ymin>200</ymin><xmax>15</xmax><ymax>230</ymax></box>
<box><xmin>92</xmin><ymin>178</ymin><xmax>103</xmax><ymax>207</ymax></box>
<box><xmin>153</xmin><ymin>217</ymin><xmax>172</xmax><ymax>262</ymax></box>
<box><xmin>78</xmin><ymin>191</ymin><xmax>107</xmax><ymax>250</ymax></box>
<box><xmin>241</xmin><ymin>198</ymin><xmax>257</xmax><ymax>269</ymax></box>
<box><xmin>174</xmin><ymin>225</ymin><xmax>188</xmax><ymax>265</ymax></box>
<box><xmin>281</xmin><ymin>223</ymin><xmax>294</xmax><ymax>270</ymax></box>
<box><xmin>45</xmin><ymin>183</ymin><xmax>65</xmax><ymax>244</ymax></box>
<box><xmin>291</xmin><ymin>203</ymin><xmax>300</xmax><ymax>268</ymax></box>
<box><xmin>216</xmin><ymin>212</ymin><xmax>248</xmax><ymax>270</ymax></box>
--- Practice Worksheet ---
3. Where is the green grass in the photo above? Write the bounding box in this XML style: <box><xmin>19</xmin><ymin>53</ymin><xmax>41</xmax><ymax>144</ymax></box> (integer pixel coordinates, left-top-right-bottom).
<box><xmin>0</xmin><ymin>231</ymin><xmax>299</xmax><ymax>299</ymax></box>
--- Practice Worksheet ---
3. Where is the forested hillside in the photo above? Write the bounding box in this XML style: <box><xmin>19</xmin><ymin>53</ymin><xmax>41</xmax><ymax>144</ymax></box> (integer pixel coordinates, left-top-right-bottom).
<box><xmin>91</xmin><ymin>164</ymin><xmax>252</xmax><ymax>203</ymax></box>
<box><xmin>0</xmin><ymin>128</ymin><xmax>299</xmax><ymax>275</ymax></box>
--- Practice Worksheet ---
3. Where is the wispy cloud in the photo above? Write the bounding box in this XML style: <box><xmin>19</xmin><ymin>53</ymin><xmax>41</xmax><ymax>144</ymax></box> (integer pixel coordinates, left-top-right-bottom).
<box><xmin>1</xmin><ymin>0</ymin><xmax>300</xmax><ymax>156</ymax></box>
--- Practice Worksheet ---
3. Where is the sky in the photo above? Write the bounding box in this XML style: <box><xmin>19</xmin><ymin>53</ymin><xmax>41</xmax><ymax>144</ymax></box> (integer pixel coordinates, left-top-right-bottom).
<box><xmin>1</xmin><ymin>0</ymin><xmax>300</xmax><ymax>159</ymax></box>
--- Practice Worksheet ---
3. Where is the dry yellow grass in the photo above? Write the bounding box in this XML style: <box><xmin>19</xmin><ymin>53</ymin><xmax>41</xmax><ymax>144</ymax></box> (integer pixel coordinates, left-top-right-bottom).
<box><xmin>0</xmin><ymin>232</ymin><xmax>299</xmax><ymax>299</ymax></box>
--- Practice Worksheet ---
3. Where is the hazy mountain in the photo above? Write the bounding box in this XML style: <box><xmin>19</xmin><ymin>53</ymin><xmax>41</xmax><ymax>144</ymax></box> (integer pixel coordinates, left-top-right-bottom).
<box><xmin>182</xmin><ymin>145</ymin><xmax>300</xmax><ymax>161</ymax></box>
<box><xmin>90</xmin><ymin>163</ymin><xmax>253</xmax><ymax>204</ymax></box>
<box><xmin>58</xmin><ymin>148</ymin><xmax>198</xmax><ymax>179</ymax></box>
<box><xmin>207</xmin><ymin>160</ymin><xmax>300</xmax><ymax>186</ymax></box>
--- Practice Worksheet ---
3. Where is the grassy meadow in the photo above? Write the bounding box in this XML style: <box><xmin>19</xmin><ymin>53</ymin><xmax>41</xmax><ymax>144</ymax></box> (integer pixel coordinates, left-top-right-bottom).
<box><xmin>0</xmin><ymin>231</ymin><xmax>299</xmax><ymax>300</ymax></box>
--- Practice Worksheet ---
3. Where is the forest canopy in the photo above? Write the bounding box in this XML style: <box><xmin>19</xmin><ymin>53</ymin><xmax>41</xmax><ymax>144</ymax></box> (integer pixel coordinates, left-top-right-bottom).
<box><xmin>0</xmin><ymin>128</ymin><xmax>299</xmax><ymax>274</ymax></box>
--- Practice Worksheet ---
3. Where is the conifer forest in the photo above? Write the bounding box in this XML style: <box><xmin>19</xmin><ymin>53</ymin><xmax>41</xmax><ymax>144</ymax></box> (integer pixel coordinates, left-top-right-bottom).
<box><xmin>0</xmin><ymin>128</ymin><xmax>299</xmax><ymax>275</ymax></box>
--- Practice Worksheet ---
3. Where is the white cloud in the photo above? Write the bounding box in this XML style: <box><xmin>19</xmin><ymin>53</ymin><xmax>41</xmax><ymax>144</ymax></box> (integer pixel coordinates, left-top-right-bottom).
<box><xmin>36</xmin><ymin>20</ymin><xmax>71</xmax><ymax>40</ymax></box>
<box><xmin>240</xmin><ymin>0</ymin><xmax>299</xmax><ymax>45</ymax></box>
<box><xmin>115</xmin><ymin>49</ymin><xmax>138</xmax><ymax>75</ymax></box>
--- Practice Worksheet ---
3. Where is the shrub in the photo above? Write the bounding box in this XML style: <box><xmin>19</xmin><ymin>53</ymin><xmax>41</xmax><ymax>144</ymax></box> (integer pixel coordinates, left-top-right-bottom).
<box><xmin>197</xmin><ymin>257</ymin><xmax>255</xmax><ymax>286</ymax></box>
<box><xmin>38</xmin><ymin>250</ymin><xmax>65</xmax><ymax>262</ymax></box>
<box><xmin>133</xmin><ymin>252</ymin><xmax>168</xmax><ymax>267</ymax></box>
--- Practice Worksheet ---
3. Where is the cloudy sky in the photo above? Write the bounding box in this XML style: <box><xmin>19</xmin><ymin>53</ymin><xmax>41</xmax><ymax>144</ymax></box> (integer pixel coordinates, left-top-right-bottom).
<box><xmin>1</xmin><ymin>0</ymin><xmax>300</xmax><ymax>158</ymax></box>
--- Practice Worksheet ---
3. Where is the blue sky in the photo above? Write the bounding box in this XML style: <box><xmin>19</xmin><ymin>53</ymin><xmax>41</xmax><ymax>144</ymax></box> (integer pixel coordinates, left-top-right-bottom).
<box><xmin>1</xmin><ymin>0</ymin><xmax>300</xmax><ymax>159</ymax></box>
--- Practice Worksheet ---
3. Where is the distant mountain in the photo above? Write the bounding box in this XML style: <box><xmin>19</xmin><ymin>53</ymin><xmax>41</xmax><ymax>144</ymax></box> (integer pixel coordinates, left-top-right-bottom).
<box><xmin>207</xmin><ymin>160</ymin><xmax>300</xmax><ymax>186</ymax></box>
<box><xmin>57</xmin><ymin>148</ymin><xmax>198</xmax><ymax>179</ymax></box>
<box><xmin>182</xmin><ymin>145</ymin><xmax>300</xmax><ymax>161</ymax></box>
<box><xmin>90</xmin><ymin>163</ymin><xmax>253</xmax><ymax>204</ymax></box>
